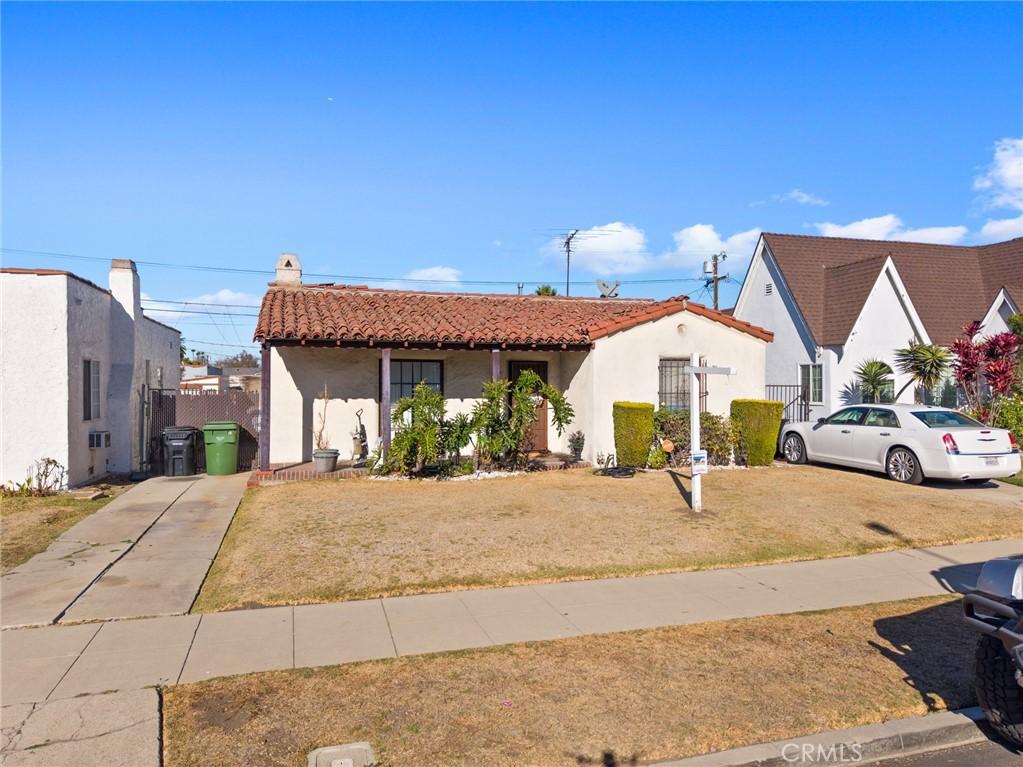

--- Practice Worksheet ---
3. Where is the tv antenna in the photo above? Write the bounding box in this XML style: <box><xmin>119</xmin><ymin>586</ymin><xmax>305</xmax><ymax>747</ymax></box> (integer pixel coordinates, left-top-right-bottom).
<box><xmin>562</xmin><ymin>229</ymin><xmax>579</xmax><ymax>296</ymax></box>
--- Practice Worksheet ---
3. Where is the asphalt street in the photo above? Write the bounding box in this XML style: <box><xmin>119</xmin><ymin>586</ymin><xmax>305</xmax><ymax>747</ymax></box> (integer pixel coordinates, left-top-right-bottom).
<box><xmin>880</xmin><ymin>740</ymin><xmax>1021</xmax><ymax>766</ymax></box>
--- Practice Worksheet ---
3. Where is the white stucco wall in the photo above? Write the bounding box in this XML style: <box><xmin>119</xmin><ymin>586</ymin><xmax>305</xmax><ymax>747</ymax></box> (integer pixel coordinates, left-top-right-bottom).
<box><xmin>0</xmin><ymin>265</ymin><xmax>180</xmax><ymax>488</ymax></box>
<box><xmin>269</xmin><ymin>346</ymin><xmax>584</xmax><ymax>464</ymax></box>
<box><xmin>733</xmin><ymin>246</ymin><xmax>817</xmax><ymax>387</ymax></box>
<box><xmin>586</xmin><ymin>309</ymin><xmax>767</xmax><ymax>461</ymax></box>
<box><xmin>826</xmin><ymin>266</ymin><xmax>925</xmax><ymax>414</ymax></box>
<box><xmin>0</xmin><ymin>274</ymin><xmax>72</xmax><ymax>486</ymax></box>
<box><xmin>268</xmin><ymin>308</ymin><xmax>767</xmax><ymax>466</ymax></box>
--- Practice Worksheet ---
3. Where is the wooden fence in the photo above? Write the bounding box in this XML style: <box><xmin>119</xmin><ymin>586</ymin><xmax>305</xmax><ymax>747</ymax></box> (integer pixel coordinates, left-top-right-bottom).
<box><xmin>147</xmin><ymin>389</ymin><xmax>260</xmax><ymax>473</ymax></box>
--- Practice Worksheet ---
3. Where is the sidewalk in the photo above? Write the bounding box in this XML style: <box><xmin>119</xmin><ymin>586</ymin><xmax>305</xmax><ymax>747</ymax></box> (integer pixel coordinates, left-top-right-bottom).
<box><xmin>3</xmin><ymin>537</ymin><xmax>1018</xmax><ymax>706</ymax></box>
<box><xmin>0</xmin><ymin>473</ymin><xmax>247</xmax><ymax>628</ymax></box>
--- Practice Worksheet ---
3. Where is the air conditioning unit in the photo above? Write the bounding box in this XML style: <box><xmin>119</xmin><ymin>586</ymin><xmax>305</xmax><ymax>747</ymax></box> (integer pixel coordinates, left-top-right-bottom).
<box><xmin>88</xmin><ymin>432</ymin><xmax>111</xmax><ymax>449</ymax></box>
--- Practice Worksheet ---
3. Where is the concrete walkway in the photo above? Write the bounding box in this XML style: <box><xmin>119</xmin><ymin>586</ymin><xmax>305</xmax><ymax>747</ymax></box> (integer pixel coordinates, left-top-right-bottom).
<box><xmin>0</xmin><ymin>473</ymin><xmax>247</xmax><ymax>628</ymax></box>
<box><xmin>2</xmin><ymin>537</ymin><xmax>1018</xmax><ymax>707</ymax></box>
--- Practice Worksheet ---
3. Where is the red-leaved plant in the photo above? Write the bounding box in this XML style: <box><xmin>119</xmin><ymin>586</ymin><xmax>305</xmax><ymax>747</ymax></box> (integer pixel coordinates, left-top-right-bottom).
<box><xmin>950</xmin><ymin>321</ymin><xmax>1020</xmax><ymax>425</ymax></box>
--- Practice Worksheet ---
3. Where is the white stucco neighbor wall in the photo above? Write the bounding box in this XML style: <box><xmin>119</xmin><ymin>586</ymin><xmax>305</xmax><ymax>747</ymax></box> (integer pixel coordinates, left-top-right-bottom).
<box><xmin>0</xmin><ymin>264</ymin><xmax>180</xmax><ymax>488</ymax></box>
<box><xmin>0</xmin><ymin>274</ymin><xmax>72</xmax><ymax>486</ymax></box>
<box><xmin>733</xmin><ymin>245</ymin><xmax>817</xmax><ymax>387</ymax></box>
<box><xmin>826</xmin><ymin>266</ymin><xmax>926</xmax><ymax>414</ymax></box>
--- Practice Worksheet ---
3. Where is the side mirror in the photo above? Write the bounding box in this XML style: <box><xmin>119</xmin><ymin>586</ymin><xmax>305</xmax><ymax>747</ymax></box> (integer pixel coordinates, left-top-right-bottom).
<box><xmin>816</xmin><ymin>417</ymin><xmax>827</xmax><ymax>424</ymax></box>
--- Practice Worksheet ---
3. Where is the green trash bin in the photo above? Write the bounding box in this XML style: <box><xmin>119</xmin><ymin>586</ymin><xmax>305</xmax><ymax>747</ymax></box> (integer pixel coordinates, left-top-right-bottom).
<box><xmin>202</xmin><ymin>421</ymin><xmax>240</xmax><ymax>475</ymax></box>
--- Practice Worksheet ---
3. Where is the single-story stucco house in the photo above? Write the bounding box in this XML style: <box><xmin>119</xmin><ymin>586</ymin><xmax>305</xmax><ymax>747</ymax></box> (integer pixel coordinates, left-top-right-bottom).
<box><xmin>252</xmin><ymin>254</ymin><xmax>773</xmax><ymax>468</ymax></box>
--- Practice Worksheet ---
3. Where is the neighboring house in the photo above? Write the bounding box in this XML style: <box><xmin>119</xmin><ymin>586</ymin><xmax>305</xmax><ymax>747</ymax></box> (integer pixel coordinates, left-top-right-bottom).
<box><xmin>181</xmin><ymin>363</ymin><xmax>223</xmax><ymax>380</ymax></box>
<box><xmin>252</xmin><ymin>254</ymin><xmax>772</xmax><ymax>467</ymax></box>
<box><xmin>222</xmin><ymin>367</ymin><xmax>261</xmax><ymax>394</ymax></box>
<box><xmin>0</xmin><ymin>260</ymin><xmax>181</xmax><ymax>487</ymax></box>
<box><xmin>179</xmin><ymin>367</ymin><xmax>259</xmax><ymax>394</ymax></box>
<box><xmin>732</xmin><ymin>233</ymin><xmax>1022</xmax><ymax>420</ymax></box>
<box><xmin>180</xmin><ymin>374</ymin><xmax>229</xmax><ymax>393</ymax></box>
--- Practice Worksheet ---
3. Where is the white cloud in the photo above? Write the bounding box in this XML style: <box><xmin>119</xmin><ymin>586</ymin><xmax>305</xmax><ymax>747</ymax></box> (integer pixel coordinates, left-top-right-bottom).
<box><xmin>974</xmin><ymin>137</ymin><xmax>1023</xmax><ymax>211</ymax></box>
<box><xmin>979</xmin><ymin>213</ymin><xmax>1023</xmax><ymax>241</ymax></box>
<box><xmin>774</xmin><ymin>188</ymin><xmax>829</xmax><ymax>206</ymax></box>
<box><xmin>403</xmin><ymin>266</ymin><xmax>462</xmax><ymax>283</ymax></box>
<box><xmin>546</xmin><ymin>222</ymin><xmax>650</xmax><ymax>275</ymax></box>
<box><xmin>813</xmin><ymin>214</ymin><xmax>967</xmax><ymax>244</ymax></box>
<box><xmin>661</xmin><ymin>224</ymin><xmax>762</xmax><ymax>269</ymax></box>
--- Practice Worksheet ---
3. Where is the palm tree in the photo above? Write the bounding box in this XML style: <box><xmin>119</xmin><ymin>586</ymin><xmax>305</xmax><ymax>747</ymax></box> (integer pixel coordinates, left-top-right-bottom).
<box><xmin>855</xmin><ymin>359</ymin><xmax>894</xmax><ymax>403</ymax></box>
<box><xmin>893</xmin><ymin>342</ymin><xmax>952</xmax><ymax>402</ymax></box>
<box><xmin>534</xmin><ymin>284</ymin><xmax>558</xmax><ymax>296</ymax></box>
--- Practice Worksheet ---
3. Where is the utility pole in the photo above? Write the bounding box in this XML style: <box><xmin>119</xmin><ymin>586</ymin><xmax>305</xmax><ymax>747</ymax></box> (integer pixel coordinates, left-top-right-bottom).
<box><xmin>563</xmin><ymin>229</ymin><xmax>579</xmax><ymax>296</ymax></box>
<box><xmin>703</xmin><ymin>252</ymin><xmax>729</xmax><ymax>310</ymax></box>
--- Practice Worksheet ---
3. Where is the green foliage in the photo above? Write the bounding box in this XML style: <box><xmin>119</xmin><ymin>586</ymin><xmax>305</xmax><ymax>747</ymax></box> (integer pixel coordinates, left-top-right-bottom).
<box><xmin>469</xmin><ymin>370</ymin><xmax>575</xmax><ymax>469</ymax></box>
<box><xmin>854</xmin><ymin>359</ymin><xmax>894</xmax><ymax>403</ymax></box>
<box><xmin>2</xmin><ymin>458</ymin><xmax>67</xmax><ymax>497</ymax></box>
<box><xmin>653</xmin><ymin>409</ymin><xmax>736</xmax><ymax>466</ymax></box>
<box><xmin>730</xmin><ymin>399</ymin><xmax>784</xmax><ymax>466</ymax></box>
<box><xmin>612</xmin><ymin>402</ymin><xmax>654</xmax><ymax>468</ymax></box>
<box><xmin>442</xmin><ymin>413</ymin><xmax>473</xmax><ymax>459</ymax></box>
<box><xmin>534</xmin><ymin>284</ymin><xmax>558</xmax><ymax>296</ymax></box>
<box><xmin>995</xmin><ymin>395</ymin><xmax>1023</xmax><ymax>445</ymax></box>
<box><xmin>387</xmin><ymin>382</ymin><xmax>446</xmax><ymax>475</ymax></box>
<box><xmin>568</xmin><ymin>430</ymin><xmax>585</xmax><ymax>455</ymax></box>
<box><xmin>893</xmin><ymin>342</ymin><xmax>953</xmax><ymax>401</ymax></box>
<box><xmin>646</xmin><ymin>445</ymin><xmax>667</xmax><ymax>469</ymax></box>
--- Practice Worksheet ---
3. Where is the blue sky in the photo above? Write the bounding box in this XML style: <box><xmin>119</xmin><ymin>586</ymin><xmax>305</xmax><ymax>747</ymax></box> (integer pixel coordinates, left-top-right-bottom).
<box><xmin>3</xmin><ymin>2</ymin><xmax>1022</xmax><ymax>357</ymax></box>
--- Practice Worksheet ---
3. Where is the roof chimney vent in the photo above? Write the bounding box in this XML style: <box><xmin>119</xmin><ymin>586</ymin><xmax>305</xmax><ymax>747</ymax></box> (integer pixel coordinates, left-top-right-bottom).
<box><xmin>274</xmin><ymin>253</ymin><xmax>302</xmax><ymax>285</ymax></box>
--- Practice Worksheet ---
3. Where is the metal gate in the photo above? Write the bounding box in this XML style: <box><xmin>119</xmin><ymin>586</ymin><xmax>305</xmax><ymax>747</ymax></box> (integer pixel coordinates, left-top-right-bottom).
<box><xmin>146</xmin><ymin>389</ymin><xmax>261</xmax><ymax>474</ymax></box>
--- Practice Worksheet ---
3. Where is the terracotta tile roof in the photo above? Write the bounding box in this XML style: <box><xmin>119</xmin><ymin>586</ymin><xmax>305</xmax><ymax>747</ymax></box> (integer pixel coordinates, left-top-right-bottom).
<box><xmin>761</xmin><ymin>233</ymin><xmax>1023</xmax><ymax>346</ymax></box>
<box><xmin>254</xmin><ymin>286</ymin><xmax>773</xmax><ymax>347</ymax></box>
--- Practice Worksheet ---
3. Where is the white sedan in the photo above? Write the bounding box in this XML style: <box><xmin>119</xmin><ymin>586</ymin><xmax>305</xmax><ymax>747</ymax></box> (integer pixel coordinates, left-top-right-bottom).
<box><xmin>780</xmin><ymin>404</ymin><xmax>1020</xmax><ymax>484</ymax></box>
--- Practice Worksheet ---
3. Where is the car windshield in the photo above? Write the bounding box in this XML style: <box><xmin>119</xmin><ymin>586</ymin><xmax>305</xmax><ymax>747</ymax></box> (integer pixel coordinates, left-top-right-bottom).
<box><xmin>911</xmin><ymin>410</ymin><xmax>984</xmax><ymax>428</ymax></box>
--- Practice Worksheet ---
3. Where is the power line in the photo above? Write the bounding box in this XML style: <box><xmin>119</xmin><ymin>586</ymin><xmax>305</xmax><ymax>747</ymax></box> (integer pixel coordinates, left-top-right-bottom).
<box><xmin>2</xmin><ymin>247</ymin><xmax>706</xmax><ymax>286</ymax></box>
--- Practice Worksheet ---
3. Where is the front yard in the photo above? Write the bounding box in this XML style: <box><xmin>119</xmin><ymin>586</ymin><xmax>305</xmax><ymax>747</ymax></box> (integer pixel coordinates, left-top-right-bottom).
<box><xmin>164</xmin><ymin>595</ymin><xmax>972</xmax><ymax>767</ymax></box>
<box><xmin>0</xmin><ymin>492</ymin><xmax>116</xmax><ymax>572</ymax></box>
<box><xmin>194</xmin><ymin>465</ymin><xmax>1020</xmax><ymax>611</ymax></box>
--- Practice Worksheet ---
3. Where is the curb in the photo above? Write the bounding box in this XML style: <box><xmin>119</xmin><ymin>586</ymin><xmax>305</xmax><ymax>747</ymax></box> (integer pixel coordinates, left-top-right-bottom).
<box><xmin>652</xmin><ymin>708</ymin><xmax>988</xmax><ymax>766</ymax></box>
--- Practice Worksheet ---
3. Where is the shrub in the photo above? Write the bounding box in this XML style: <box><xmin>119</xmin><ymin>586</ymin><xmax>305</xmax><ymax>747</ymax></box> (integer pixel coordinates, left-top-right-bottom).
<box><xmin>730</xmin><ymin>399</ymin><xmax>783</xmax><ymax>466</ymax></box>
<box><xmin>653</xmin><ymin>409</ymin><xmax>735</xmax><ymax>466</ymax></box>
<box><xmin>995</xmin><ymin>395</ymin><xmax>1023</xmax><ymax>445</ymax></box>
<box><xmin>388</xmin><ymin>382</ymin><xmax>446</xmax><ymax>474</ymax></box>
<box><xmin>646</xmin><ymin>445</ymin><xmax>667</xmax><ymax>469</ymax></box>
<box><xmin>2</xmin><ymin>458</ymin><xmax>67</xmax><ymax>496</ymax></box>
<box><xmin>613</xmin><ymin>401</ymin><xmax>654</xmax><ymax>467</ymax></box>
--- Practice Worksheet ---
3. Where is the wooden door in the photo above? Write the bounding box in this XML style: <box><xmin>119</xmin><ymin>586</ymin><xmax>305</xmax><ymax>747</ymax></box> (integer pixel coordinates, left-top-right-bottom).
<box><xmin>508</xmin><ymin>360</ymin><xmax>548</xmax><ymax>453</ymax></box>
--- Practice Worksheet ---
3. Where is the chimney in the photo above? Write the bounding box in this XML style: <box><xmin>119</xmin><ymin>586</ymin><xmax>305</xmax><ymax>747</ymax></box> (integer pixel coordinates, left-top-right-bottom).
<box><xmin>109</xmin><ymin>259</ymin><xmax>141</xmax><ymax>320</ymax></box>
<box><xmin>274</xmin><ymin>252</ymin><xmax>302</xmax><ymax>285</ymax></box>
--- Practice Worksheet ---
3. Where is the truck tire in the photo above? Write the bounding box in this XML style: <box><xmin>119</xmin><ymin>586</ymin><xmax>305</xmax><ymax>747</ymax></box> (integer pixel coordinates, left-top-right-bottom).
<box><xmin>974</xmin><ymin>635</ymin><xmax>1023</xmax><ymax>746</ymax></box>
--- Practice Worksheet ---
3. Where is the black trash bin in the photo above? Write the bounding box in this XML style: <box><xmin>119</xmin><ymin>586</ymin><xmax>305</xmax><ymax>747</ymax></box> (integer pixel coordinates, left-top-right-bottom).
<box><xmin>162</xmin><ymin>426</ymin><xmax>199</xmax><ymax>476</ymax></box>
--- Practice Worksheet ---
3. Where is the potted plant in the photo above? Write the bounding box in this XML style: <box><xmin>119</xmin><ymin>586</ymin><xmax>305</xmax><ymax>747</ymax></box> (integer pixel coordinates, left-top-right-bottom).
<box><xmin>312</xmin><ymin>382</ymin><xmax>339</xmax><ymax>473</ymax></box>
<box><xmin>568</xmin><ymin>430</ymin><xmax>585</xmax><ymax>461</ymax></box>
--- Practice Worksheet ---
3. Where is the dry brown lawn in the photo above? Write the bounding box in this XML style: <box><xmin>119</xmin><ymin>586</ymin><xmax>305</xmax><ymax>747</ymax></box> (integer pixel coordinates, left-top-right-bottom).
<box><xmin>0</xmin><ymin>493</ymin><xmax>116</xmax><ymax>572</ymax></box>
<box><xmin>194</xmin><ymin>465</ymin><xmax>1021</xmax><ymax>611</ymax></box>
<box><xmin>164</xmin><ymin>595</ymin><xmax>975</xmax><ymax>767</ymax></box>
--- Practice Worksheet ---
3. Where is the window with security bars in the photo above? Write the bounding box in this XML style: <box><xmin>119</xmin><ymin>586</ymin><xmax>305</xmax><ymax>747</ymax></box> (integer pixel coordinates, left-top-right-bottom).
<box><xmin>658</xmin><ymin>358</ymin><xmax>694</xmax><ymax>411</ymax></box>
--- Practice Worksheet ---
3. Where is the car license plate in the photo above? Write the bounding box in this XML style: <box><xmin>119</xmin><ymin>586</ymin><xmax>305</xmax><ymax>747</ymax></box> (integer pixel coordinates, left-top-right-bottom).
<box><xmin>984</xmin><ymin>457</ymin><xmax>1000</xmax><ymax>466</ymax></box>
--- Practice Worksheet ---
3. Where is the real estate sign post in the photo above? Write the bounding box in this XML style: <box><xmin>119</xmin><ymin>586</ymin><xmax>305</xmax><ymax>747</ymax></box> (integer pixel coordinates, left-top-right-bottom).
<box><xmin>685</xmin><ymin>357</ymin><xmax>734</xmax><ymax>512</ymax></box>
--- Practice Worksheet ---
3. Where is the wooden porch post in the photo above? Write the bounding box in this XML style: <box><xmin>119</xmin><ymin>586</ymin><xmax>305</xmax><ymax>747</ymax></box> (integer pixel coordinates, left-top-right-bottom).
<box><xmin>258</xmin><ymin>343</ymin><xmax>271</xmax><ymax>471</ymax></box>
<box><xmin>380</xmin><ymin>347</ymin><xmax>391</xmax><ymax>455</ymax></box>
<box><xmin>491</xmin><ymin>348</ymin><xmax>501</xmax><ymax>380</ymax></box>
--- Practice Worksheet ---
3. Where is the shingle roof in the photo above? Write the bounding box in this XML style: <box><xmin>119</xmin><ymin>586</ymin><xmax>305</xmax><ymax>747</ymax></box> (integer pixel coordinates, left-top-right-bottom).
<box><xmin>761</xmin><ymin>233</ymin><xmax>1023</xmax><ymax>346</ymax></box>
<box><xmin>254</xmin><ymin>285</ymin><xmax>773</xmax><ymax>347</ymax></box>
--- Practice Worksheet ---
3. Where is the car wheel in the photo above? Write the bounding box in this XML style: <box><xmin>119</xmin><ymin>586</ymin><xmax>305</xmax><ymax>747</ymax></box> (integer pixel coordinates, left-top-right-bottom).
<box><xmin>886</xmin><ymin>447</ymin><xmax>923</xmax><ymax>484</ymax></box>
<box><xmin>782</xmin><ymin>433</ymin><xmax>807</xmax><ymax>464</ymax></box>
<box><xmin>974</xmin><ymin>635</ymin><xmax>1023</xmax><ymax>746</ymax></box>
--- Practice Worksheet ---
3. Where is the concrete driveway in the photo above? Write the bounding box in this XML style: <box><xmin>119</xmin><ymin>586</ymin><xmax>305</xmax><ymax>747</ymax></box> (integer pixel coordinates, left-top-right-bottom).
<box><xmin>0</xmin><ymin>473</ymin><xmax>248</xmax><ymax>628</ymax></box>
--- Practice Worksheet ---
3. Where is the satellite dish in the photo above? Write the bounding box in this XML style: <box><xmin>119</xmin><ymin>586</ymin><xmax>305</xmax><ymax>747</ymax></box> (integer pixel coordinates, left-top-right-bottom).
<box><xmin>596</xmin><ymin>279</ymin><xmax>620</xmax><ymax>298</ymax></box>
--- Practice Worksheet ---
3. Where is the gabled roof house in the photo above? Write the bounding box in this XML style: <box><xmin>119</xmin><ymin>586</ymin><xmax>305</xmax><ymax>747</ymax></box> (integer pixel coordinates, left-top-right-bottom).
<box><xmin>732</xmin><ymin>233</ymin><xmax>1022</xmax><ymax>420</ymax></box>
<box><xmin>253</xmin><ymin>254</ymin><xmax>773</xmax><ymax>469</ymax></box>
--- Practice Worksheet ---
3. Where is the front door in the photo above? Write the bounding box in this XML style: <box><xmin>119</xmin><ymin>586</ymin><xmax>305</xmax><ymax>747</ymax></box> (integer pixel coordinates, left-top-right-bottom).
<box><xmin>508</xmin><ymin>360</ymin><xmax>548</xmax><ymax>453</ymax></box>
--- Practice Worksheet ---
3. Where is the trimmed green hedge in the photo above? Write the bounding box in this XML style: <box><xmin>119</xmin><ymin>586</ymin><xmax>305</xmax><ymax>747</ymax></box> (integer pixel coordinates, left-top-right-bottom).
<box><xmin>730</xmin><ymin>399</ymin><xmax>783</xmax><ymax>466</ymax></box>
<box><xmin>613</xmin><ymin>401</ymin><xmax>654</xmax><ymax>468</ymax></box>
